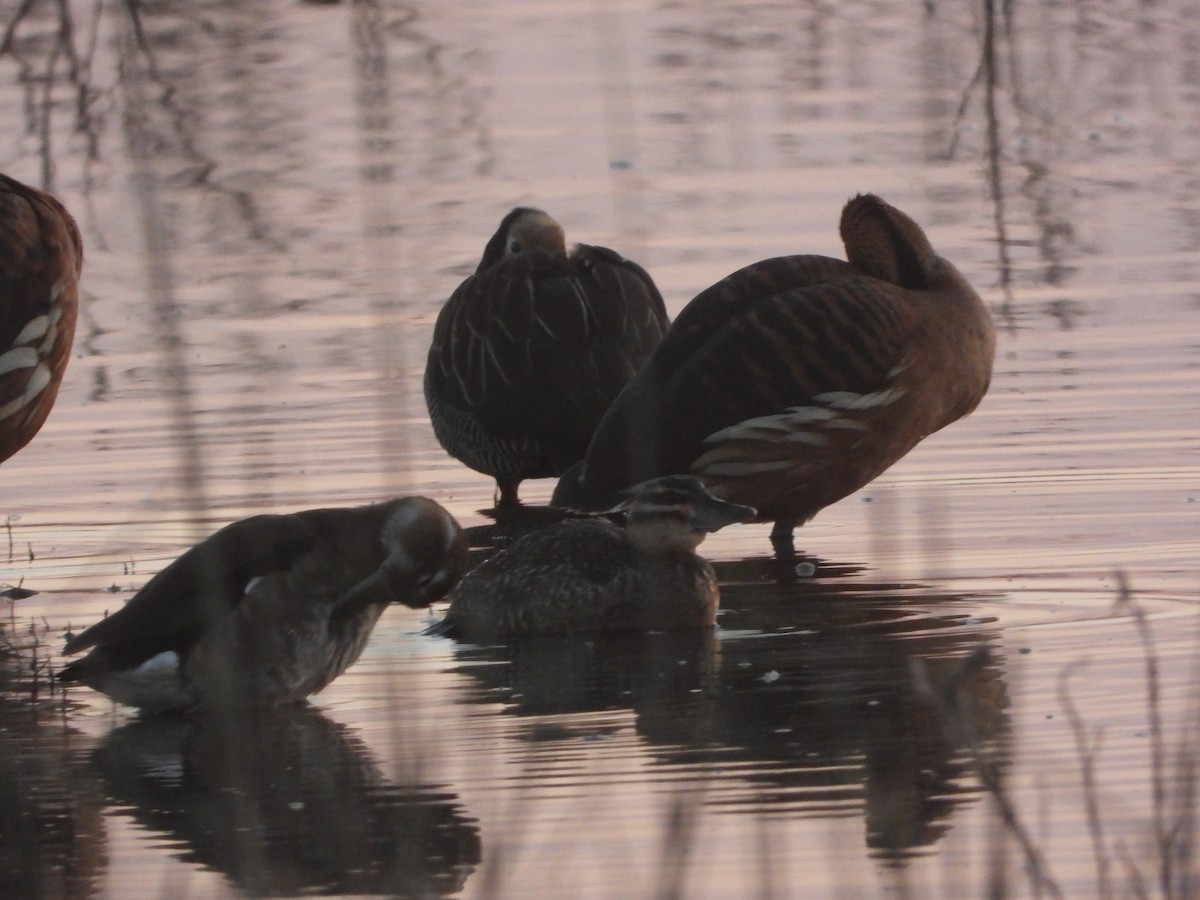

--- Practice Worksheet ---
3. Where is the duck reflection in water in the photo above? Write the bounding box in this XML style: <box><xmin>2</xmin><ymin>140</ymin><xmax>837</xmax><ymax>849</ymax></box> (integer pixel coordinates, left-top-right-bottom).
<box><xmin>553</xmin><ymin>194</ymin><xmax>996</xmax><ymax>555</ymax></box>
<box><xmin>427</xmin><ymin>475</ymin><xmax>755</xmax><ymax>642</ymax></box>
<box><xmin>445</xmin><ymin>569</ymin><xmax>1011</xmax><ymax>864</ymax></box>
<box><xmin>0</xmin><ymin>695</ymin><xmax>106</xmax><ymax>899</ymax></box>
<box><xmin>59</xmin><ymin>497</ymin><xmax>468</xmax><ymax>713</ymax></box>
<box><xmin>91</xmin><ymin>705</ymin><xmax>481</xmax><ymax>896</ymax></box>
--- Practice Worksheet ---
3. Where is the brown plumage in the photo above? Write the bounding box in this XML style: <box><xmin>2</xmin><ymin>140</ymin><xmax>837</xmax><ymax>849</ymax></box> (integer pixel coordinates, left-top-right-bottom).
<box><xmin>59</xmin><ymin>497</ymin><xmax>469</xmax><ymax>713</ymax></box>
<box><xmin>0</xmin><ymin>173</ymin><xmax>82</xmax><ymax>464</ymax></box>
<box><xmin>552</xmin><ymin>194</ymin><xmax>996</xmax><ymax>549</ymax></box>
<box><xmin>428</xmin><ymin>475</ymin><xmax>756</xmax><ymax>642</ymax></box>
<box><xmin>424</xmin><ymin>207</ymin><xmax>668</xmax><ymax>510</ymax></box>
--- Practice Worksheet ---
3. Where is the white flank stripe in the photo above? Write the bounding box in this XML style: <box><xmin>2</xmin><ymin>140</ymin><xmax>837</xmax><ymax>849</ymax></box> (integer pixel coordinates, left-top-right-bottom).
<box><xmin>783</xmin><ymin>431</ymin><xmax>831</xmax><ymax>445</ymax></box>
<box><xmin>0</xmin><ymin>346</ymin><xmax>38</xmax><ymax>376</ymax></box>
<box><xmin>14</xmin><ymin>314</ymin><xmax>49</xmax><ymax>346</ymax></box>
<box><xmin>103</xmin><ymin>650</ymin><xmax>192</xmax><ymax>711</ymax></box>
<box><xmin>0</xmin><ymin>396</ymin><xmax>23</xmax><ymax>422</ymax></box>
<box><xmin>814</xmin><ymin>387</ymin><xmax>906</xmax><ymax>410</ymax></box>
<box><xmin>704</xmin><ymin>408</ymin><xmax>837</xmax><ymax>444</ymax></box>
<box><xmin>25</xmin><ymin>363</ymin><xmax>51</xmax><ymax>399</ymax></box>
<box><xmin>823</xmin><ymin>418</ymin><xmax>870</xmax><ymax>431</ymax></box>
<box><xmin>38</xmin><ymin>320</ymin><xmax>59</xmax><ymax>354</ymax></box>
<box><xmin>0</xmin><ymin>363</ymin><xmax>52</xmax><ymax>422</ymax></box>
<box><xmin>693</xmin><ymin>459</ymin><xmax>796</xmax><ymax>477</ymax></box>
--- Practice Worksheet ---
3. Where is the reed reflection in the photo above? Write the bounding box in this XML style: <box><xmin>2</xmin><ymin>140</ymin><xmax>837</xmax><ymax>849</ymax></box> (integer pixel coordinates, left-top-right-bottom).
<box><xmin>441</xmin><ymin>566</ymin><xmax>1009</xmax><ymax>862</ymax></box>
<box><xmin>0</xmin><ymin>640</ymin><xmax>107</xmax><ymax>900</ymax></box>
<box><xmin>91</xmin><ymin>705</ymin><xmax>480</xmax><ymax>897</ymax></box>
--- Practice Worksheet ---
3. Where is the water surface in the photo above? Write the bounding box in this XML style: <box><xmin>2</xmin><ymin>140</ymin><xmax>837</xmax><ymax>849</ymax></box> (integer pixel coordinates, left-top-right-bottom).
<box><xmin>2</xmin><ymin>0</ymin><xmax>1198</xmax><ymax>896</ymax></box>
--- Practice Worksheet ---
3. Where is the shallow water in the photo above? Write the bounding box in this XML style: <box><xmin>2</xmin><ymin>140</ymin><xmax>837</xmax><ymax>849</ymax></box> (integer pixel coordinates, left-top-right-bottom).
<box><xmin>1</xmin><ymin>0</ymin><xmax>1198</xmax><ymax>896</ymax></box>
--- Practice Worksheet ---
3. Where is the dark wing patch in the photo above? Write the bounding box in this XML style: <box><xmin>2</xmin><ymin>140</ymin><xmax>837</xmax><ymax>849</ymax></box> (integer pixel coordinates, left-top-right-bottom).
<box><xmin>426</xmin><ymin>243</ymin><xmax>667</xmax><ymax>473</ymax></box>
<box><xmin>63</xmin><ymin>514</ymin><xmax>316</xmax><ymax>657</ymax></box>
<box><xmin>578</xmin><ymin>266</ymin><xmax>923</xmax><ymax>493</ymax></box>
<box><xmin>438</xmin><ymin>520</ymin><xmax>635</xmax><ymax>637</ymax></box>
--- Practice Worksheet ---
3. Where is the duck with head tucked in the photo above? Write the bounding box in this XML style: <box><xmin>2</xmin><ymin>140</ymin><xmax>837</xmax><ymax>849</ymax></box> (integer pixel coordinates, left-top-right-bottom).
<box><xmin>427</xmin><ymin>475</ymin><xmax>755</xmax><ymax>642</ymax></box>
<box><xmin>553</xmin><ymin>194</ymin><xmax>996</xmax><ymax>552</ymax></box>
<box><xmin>0</xmin><ymin>173</ymin><xmax>82</xmax><ymax>466</ymax></box>
<box><xmin>425</xmin><ymin>207</ymin><xmax>669</xmax><ymax>512</ymax></box>
<box><xmin>59</xmin><ymin>497</ymin><xmax>468</xmax><ymax>713</ymax></box>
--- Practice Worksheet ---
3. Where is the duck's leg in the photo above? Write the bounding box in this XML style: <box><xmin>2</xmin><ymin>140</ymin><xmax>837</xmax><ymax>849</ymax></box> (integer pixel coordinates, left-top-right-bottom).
<box><xmin>494</xmin><ymin>479</ymin><xmax>523</xmax><ymax>519</ymax></box>
<box><xmin>769</xmin><ymin>518</ymin><xmax>797</xmax><ymax>561</ymax></box>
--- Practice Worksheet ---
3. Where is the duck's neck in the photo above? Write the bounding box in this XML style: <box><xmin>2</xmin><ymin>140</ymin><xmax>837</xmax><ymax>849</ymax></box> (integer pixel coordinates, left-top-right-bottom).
<box><xmin>626</xmin><ymin>517</ymin><xmax>705</xmax><ymax>555</ymax></box>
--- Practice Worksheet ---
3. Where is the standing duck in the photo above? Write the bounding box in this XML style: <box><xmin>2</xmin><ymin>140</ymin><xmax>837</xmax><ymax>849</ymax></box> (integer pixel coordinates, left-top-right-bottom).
<box><xmin>0</xmin><ymin>173</ymin><xmax>82</xmax><ymax>465</ymax></box>
<box><xmin>553</xmin><ymin>194</ymin><xmax>996</xmax><ymax>550</ymax></box>
<box><xmin>424</xmin><ymin>207</ymin><xmax>669</xmax><ymax>512</ymax></box>
<box><xmin>59</xmin><ymin>497</ymin><xmax>468</xmax><ymax>713</ymax></box>
<box><xmin>428</xmin><ymin>475</ymin><xmax>755</xmax><ymax>641</ymax></box>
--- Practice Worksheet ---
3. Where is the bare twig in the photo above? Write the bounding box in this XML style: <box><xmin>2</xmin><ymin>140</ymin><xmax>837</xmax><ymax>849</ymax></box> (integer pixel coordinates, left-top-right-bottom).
<box><xmin>1114</xmin><ymin>570</ymin><xmax>1172</xmax><ymax>896</ymax></box>
<box><xmin>1058</xmin><ymin>660</ymin><xmax>1111</xmax><ymax>898</ymax></box>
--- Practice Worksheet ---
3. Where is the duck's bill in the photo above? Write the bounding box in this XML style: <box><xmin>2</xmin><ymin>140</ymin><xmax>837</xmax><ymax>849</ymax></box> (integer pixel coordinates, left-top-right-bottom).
<box><xmin>334</xmin><ymin>568</ymin><xmax>391</xmax><ymax>612</ymax></box>
<box><xmin>692</xmin><ymin>497</ymin><xmax>758</xmax><ymax>532</ymax></box>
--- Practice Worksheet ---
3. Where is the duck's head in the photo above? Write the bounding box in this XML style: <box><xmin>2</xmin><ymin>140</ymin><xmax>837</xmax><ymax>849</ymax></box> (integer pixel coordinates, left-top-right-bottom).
<box><xmin>478</xmin><ymin>207</ymin><xmax>567</xmax><ymax>273</ymax></box>
<box><xmin>337</xmin><ymin>497</ymin><xmax>469</xmax><ymax>612</ymax></box>
<box><xmin>618</xmin><ymin>475</ymin><xmax>757</xmax><ymax>552</ymax></box>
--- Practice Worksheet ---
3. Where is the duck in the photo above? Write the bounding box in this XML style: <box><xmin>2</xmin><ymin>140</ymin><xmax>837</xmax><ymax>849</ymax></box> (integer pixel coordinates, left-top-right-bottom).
<box><xmin>424</xmin><ymin>207</ymin><xmax>669</xmax><ymax>512</ymax></box>
<box><xmin>59</xmin><ymin>496</ymin><xmax>468</xmax><ymax>713</ymax></box>
<box><xmin>427</xmin><ymin>475</ymin><xmax>755</xmax><ymax>641</ymax></box>
<box><xmin>552</xmin><ymin>193</ymin><xmax>996</xmax><ymax>551</ymax></box>
<box><xmin>0</xmin><ymin>173</ymin><xmax>82</xmax><ymax>465</ymax></box>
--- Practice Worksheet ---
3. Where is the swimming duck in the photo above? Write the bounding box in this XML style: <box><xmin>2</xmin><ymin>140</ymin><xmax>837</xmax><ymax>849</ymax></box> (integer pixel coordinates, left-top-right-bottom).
<box><xmin>0</xmin><ymin>173</ymin><xmax>82</xmax><ymax>465</ymax></box>
<box><xmin>59</xmin><ymin>497</ymin><xmax>468</xmax><ymax>713</ymax></box>
<box><xmin>427</xmin><ymin>475</ymin><xmax>755</xmax><ymax>641</ymax></box>
<box><xmin>553</xmin><ymin>193</ymin><xmax>995</xmax><ymax>550</ymax></box>
<box><xmin>424</xmin><ymin>207</ymin><xmax>669</xmax><ymax>511</ymax></box>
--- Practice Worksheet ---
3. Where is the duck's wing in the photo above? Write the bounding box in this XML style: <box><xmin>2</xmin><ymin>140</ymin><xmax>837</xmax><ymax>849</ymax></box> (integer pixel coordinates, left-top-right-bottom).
<box><xmin>644</xmin><ymin>254</ymin><xmax>854</xmax><ymax>376</ymax></box>
<box><xmin>427</xmin><ymin>247</ymin><xmax>667</xmax><ymax>469</ymax></box>
<box><xmin>0</xmin><ymin>175</ymin><xmax>82</xmax><ymax>460</ymax></box>
<box><xmin>63</xmin><ymin>513</ymin><xmax>316</xmax><ymax>656</ymax></box>
<box><xmin>580</xmin><ymin>269</ymin><xmax>926</xmax><ymax>494</ymax></box>
<box><xmin>431</xmin><ymin>521</ymin><xmax>633</xmax><ymax>638</ymax></box>
<box><xmin>568</xmin><ymin>244</ymin><xmax>669</xmax><ymax>393</ymax></box>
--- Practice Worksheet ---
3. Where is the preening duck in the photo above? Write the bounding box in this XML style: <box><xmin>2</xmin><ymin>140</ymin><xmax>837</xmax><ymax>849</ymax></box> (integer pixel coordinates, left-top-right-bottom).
<box><xmin>553</xmin><ymin>193</ymin><xmax>995</xmax><ymax>550</ymax></box>
<box><xmin>0</xmin><ymin>173</ymin><xmax>82</xmax><ymax>465</ymax></box>
<box><xmin>424</xmin><ymin>207</ymin><xmax>669</xmax><ymax>511</ymax></box>
<box><xmin>428</xmin><ymin>475</ymin><xmax>755</xmax><ymax>641</ymax></box>
<box><xmin>59</xmin><ymin>497</ymin><xmax>468</xmax><ymax>713</ymax></box>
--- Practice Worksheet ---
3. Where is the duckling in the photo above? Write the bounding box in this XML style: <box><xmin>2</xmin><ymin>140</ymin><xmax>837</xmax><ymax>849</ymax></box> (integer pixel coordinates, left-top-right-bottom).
<box><xmin>59</xmin><ymin>497</ymin><xmax>468</xmax><ymax>713</ymax></box>
<box><xmin>427</xmin><ymin>475</ymin><xmax>755</xmax><ymax>641</ymax></box>
<box><xmin>0</xmin><ymin>173</ymin><xmax>82</xmax><ymax>465</ymax></box>
<box><xmin>424</xmin><ymin>207</ymin><xmax>669</xmax><ymax>511</ymax></box>
<box><xmin>553</xmin><ymin>194</ymin><xmax>995</xmax><ymax>551</ymax></box>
